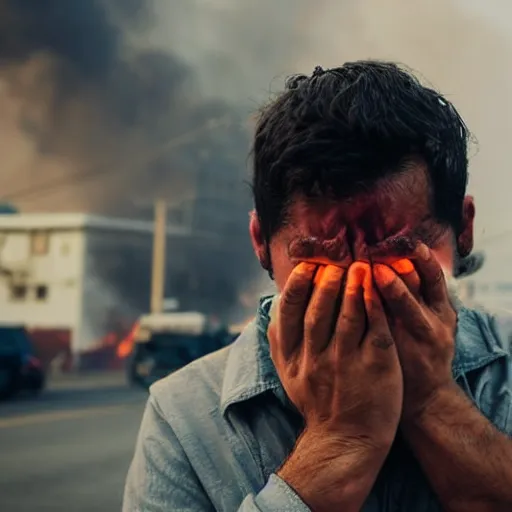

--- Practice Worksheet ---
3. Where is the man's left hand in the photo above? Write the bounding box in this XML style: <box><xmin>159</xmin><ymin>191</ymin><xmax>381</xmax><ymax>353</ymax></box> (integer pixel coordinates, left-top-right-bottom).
<box><xmin>373</xmin><ymin>243</ymin><xmax>457</xmax><ymax>422</ymax></box>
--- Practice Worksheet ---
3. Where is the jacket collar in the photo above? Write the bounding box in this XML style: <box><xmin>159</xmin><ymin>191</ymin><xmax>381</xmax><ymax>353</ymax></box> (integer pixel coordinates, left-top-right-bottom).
<box><xmin>452</xmin><ymin>307</ymin><xmax>508</xmax><ymax>378</ymax></box>
<box><xmin>220</xmin><ymin>297</ymin><xmax>508</xmax><ymax>415</ymax></box>
<box><xmin>220</xmin><ymin>296</ymin><xmax>282</xmax><ymax>415</ymax></box>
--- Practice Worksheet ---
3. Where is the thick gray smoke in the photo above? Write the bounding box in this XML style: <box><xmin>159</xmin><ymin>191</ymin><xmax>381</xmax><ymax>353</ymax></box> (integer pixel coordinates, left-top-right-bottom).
<box><xmin>0</xmin><ymin>0</ymin><xmax>261</xmax><ymax>321</ymax></box>
<box><xmin>149</xmin><ymin>0</ymin><xmax>512</xmax><ymax>289</ymax></box>
<box><xmin>1</xmin><ymin>0</ymin><xmax>512</xmax><ymax>314</ymax></box>
<box><xmin>0</xmin><ymin>0</ymin><xmax>248</xmax><ymax>214</ymax></box>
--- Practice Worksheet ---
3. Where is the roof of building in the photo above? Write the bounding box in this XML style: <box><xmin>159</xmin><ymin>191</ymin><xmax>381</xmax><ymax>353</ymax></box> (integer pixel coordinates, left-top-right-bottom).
<box><xmin>0</xmin><ymin>213</ymin><xmax>192</xmax><ymax>236</ymax></box>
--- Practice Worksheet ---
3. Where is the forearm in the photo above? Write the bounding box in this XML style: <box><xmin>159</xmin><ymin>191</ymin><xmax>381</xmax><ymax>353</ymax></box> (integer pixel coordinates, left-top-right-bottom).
<box><xmin>277</xmin><ymin>429</ymin><xmax>388</xmax><ymax>512</ymax></box>
<box><xmin>402</xmin><ymin>382</ymin><xmax>512</xmax><ymax>512</ymax></box>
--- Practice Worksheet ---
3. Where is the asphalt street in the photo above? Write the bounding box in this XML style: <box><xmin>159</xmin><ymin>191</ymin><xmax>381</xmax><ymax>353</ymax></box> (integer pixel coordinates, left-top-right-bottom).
<box><xmin>0</xmin><ymin>372</ymin><xmax>148</xmax><ymax>512</ymax></box>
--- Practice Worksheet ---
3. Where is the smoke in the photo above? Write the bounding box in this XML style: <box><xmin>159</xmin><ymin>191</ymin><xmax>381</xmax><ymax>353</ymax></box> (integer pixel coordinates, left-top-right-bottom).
<box><xmin>155</xmin><ymin>0</ymin><xmax>512</xmax><ymax>245</ymax></box>
<box><xmin>1</xmin><ymin>0</ymin><xmax>512</xmax><ymax>312</ymax></box>
<box><xmin>0</xmin><ymin>1</ymin><xmax>237</xmax><ymax>212</ymax></box>
<box><xmin>298</xmin><ymin>0</ymin><xmax>512</xmax><ymax>283</ymax></box>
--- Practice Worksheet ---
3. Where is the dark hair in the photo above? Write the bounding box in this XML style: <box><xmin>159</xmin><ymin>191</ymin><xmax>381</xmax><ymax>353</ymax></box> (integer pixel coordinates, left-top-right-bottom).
<box><xmin>252</xmin><ymin>60</ymin><xmax>470</xmax><ymax>243</ymax></box>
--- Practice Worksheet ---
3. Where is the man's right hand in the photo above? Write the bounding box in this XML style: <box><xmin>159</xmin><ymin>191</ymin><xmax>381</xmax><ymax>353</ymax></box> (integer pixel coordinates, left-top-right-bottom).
<box><xmin>268</xmin><ymin>262</ymin><xmax>403</xmax><ymax>512</ymax></box>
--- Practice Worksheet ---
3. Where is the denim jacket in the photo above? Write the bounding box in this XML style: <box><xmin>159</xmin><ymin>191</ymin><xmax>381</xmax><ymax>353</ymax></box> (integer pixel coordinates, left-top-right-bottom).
<box><xmin>123</xmin><ymin>297</ymin><xmax>512</xmax><ymax>511</ymax></box>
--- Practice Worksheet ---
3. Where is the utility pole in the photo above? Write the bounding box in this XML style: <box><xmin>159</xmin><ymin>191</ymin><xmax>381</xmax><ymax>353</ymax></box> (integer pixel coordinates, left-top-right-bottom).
<box><xmin>150</xmin><ymin>200</ymin><xmax>167</xmax><ymax>314</ymax></box>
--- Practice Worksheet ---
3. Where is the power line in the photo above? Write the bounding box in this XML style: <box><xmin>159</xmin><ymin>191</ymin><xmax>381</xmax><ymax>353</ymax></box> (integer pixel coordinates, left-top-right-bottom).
<box><xmin>2</xmin><ymin>117</ymin><xmax>232</xmax><ymax>203</ymax></box>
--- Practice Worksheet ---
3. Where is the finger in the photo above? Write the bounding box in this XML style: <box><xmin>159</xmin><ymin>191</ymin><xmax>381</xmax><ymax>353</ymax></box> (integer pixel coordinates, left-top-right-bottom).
<box><xmin>313</xmin><ymin>265</ymin><xmax>327</xmax><ymax>286</ymax></box>
<box><xmin>361</xmin><ymin>270</ymin><xmax>399</xmax><ymax>368</ymax></box>
<box><xmin>390</xmin><ymin>258</ymin><xmax>421</xmax><ymax>298</ymax></box>
<box><xmin>412</xmin><ymin>243</ymin><xmax>449</xmax><ymax>308</ymax></box>
<box><xmin>333</xmin><ymin>262</ymin><xmax>367</xmax><ymax>355</ymax></box>
<box><xmin>373</xmin><ymin>263</ymin><xmax>428</xmax><ymax>336</ymax></box>
<box><xmin>275</xmin><ymin>262</ymin><xmax>317</xmax><ymax>359</ymax></box>
<box><xmin>362</xmin><ymin>269</ymin><xmax>395</xmax><ymax>349</ymax></box>
<box><xmin>305</xmin><ymin>265</ymin><xmax>345</xmax><ymax>353</ymax></box>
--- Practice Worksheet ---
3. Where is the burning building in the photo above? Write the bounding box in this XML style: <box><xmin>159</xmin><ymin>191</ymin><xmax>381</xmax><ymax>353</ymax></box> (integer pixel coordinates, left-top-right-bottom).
<box><xmin>0</xmin><ymin>210</ymin><xmax>255</xmax><ymax>370</ymax></box>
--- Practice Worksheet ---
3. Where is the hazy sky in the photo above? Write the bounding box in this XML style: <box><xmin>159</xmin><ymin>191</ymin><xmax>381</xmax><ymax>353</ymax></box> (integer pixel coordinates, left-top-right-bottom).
<box><xmin>148</xmin><ymin>0</ymin><xmax>512</xmax><ymax>283</ymax></box>
<box><xmin>2</xmin><ymin>0</ymin><xmax>512</xmax><ymax>284</ymax></box>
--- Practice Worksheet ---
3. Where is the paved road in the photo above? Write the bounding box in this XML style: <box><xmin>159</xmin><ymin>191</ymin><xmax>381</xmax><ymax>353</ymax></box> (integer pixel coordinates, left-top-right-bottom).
<box><xmin>0</xmin><ymin>372</ymin><xmax>148</xmax><ymax>512</ymax></box>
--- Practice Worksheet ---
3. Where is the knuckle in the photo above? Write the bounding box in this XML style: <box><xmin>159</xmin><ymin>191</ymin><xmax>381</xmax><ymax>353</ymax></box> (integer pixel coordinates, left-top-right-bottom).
<box><xmin>304</xmin><ymin>305</ymin><xmax>323</xmax><ymax>338</ymax></box>
<box><xmin>338</xmin><ymin>311</ymin><xmax>360</xmax><ymax>329</ymax></box>
<box><xmin>287</xmin><ymin>359</ymin><xmax>300</xmax><ymax>379</ymax></box>
<box><xmin>304</xmin><ymin>306</ymin><xmax>317</xmax><ymax>330</ymax></box>
<box><xmin>366</xmin><ymin>348</ymin><xmax>396</xmax><ymax>374</ymax></box>
<box><xmin>369</xmin><ymin>332</ymin><xmax>395</xmax><ymax>351</ymax></box>
<box><xmin>305</xmin><ymin>356</ymin><xmax>331</xmax><ymax>381</ymax></box>
<box><xmin>282</xmin><ymin>285</ymin><xmax>308</xmax><ymax>307</ymax></box>
<box><xmin>366</xmin><ymin>299</ymin><xmax>384</xmax><ymax>321</ymax></box>
<box><xmin>392</xmin><ymin>290</ymin><xmax>410</xmax><ymax>305</ymax></box>
<box><xmin>334</xmin><ymin>311</ymin><xmax>362</xmax><ymax>342</ymax></box>
<box><xmin>432</xmin><ymin>268</ymin><xmax>445</xmax><ymax>286</ymax></box>
<box><xmin>439</xmin><ymin>325</ymin><xmax>455</xmax><ymax>344</ymax></box>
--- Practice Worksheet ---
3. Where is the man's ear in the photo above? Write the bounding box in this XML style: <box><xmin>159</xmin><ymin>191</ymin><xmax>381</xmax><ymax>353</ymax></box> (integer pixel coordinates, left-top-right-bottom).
<box><xmin>249</xmin><ymin>210</ymin><xmax>271</xmax><ymax>271</ymax></box>
<box><xmin>457</xmin><ymin>195</ymin><xmax>475</xmax><ymax>258</ymax></box>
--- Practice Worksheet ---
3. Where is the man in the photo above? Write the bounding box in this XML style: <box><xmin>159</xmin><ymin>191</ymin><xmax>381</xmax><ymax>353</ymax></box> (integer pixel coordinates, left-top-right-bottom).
<box><xmin>123</xmin><ymin>61</ymin><xmax>512</xmax><ymax>511</ymax></box>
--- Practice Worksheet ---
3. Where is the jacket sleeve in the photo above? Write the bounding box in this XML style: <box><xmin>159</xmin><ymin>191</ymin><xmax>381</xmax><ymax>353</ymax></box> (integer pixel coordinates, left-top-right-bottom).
<box><xmin>238</xmin><ymin>474</ymin><xmax>311</xmax><ymax>511</ymax></box>
<box><xmin>122</xmin><ymin>396</ymin><xmax>310</xmax><ymax>512</ymax></box>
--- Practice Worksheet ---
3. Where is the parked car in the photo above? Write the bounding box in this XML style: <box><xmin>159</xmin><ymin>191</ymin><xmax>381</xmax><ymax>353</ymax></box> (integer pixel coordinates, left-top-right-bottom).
<box><xmin>127</xmin><ymin>312</ymin><xmax>234</xmax><ymax>390</ymax></box>
<box><xmin>0</xmin><ymin>324</ymin><xmax>45</xmax><ymax>400</ymax></box>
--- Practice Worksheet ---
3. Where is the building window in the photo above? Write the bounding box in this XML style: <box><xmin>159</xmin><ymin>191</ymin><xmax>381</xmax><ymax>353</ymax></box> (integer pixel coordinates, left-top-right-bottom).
<box><xmin>35</xmin><ymin>285</ymin><xmax>48</xmax><ymax>301</ymax></box>
<box><xmin>10</xmin><ymin>284</ymin><xmax>27</xmax><ymax>301</ymax></box>
<box><xmin>31</xmin><ymin>231</ymin><xmax>50</xmax><ymax>255</ymax></box>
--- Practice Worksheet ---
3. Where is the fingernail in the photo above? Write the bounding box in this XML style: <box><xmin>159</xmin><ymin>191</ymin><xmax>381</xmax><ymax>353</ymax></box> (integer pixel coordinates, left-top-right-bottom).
<box><xmin>391</xmin><ymin>258</ymin><xmax>415</xmax><ymax>275</ymax></box>
<box><xmin>373</xmin><ymin>264</ymin><xmax>396</xmax><ymax>287</ymax></box>
<box><xmin>345</xmin><ymin>262</ymin><xmax>368</xmax><ymax>296</ymax></box>
<box><xmin>416</xmin><ymin>243</ymin><xmax>430</xmax><ymax>260</ymax></box>
<box><xmin>295</xmin><ymin>262</ymin><xmax>316</xmax><ymax>277</ymax></box>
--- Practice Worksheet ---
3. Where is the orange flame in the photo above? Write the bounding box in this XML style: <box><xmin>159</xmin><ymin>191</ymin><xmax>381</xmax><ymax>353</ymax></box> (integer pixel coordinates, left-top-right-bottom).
<box><xmin>116</xmin><ymin>322</ymin><xmax>139</xmax><ymax>359</ymax></box>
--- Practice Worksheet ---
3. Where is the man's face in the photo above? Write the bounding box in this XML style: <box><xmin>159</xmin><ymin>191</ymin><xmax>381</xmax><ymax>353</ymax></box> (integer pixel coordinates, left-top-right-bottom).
<box><xmin>251</xmin><ymin>164</ymin><xmax>475</xmax><ymax>291</ymax></box>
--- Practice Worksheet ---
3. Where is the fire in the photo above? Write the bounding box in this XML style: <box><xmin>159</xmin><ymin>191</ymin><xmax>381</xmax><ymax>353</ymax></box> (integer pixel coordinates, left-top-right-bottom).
<box><xmin>116</xmin><ymin>322</ymin><xmax>139</xmax><ymax>359</ymax></box>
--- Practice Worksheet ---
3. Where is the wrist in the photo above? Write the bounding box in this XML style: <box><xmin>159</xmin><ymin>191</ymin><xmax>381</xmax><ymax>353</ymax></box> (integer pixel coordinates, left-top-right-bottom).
<box><xmin>402</xmin><ymin>380</ymin><xmax>463</xmax><ymax>430</ymax></box>
<box><xmin>277</xmin><ymin>429</ymin><xmax>389</xmax><ymax>512</ymax></box>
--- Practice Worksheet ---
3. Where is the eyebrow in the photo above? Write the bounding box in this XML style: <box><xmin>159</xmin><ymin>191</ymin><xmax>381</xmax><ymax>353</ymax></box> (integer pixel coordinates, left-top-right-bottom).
<box><xmin>287</xmin><ymin>215</ymin><xmax>443</xmax><ymax>263</ymax></box>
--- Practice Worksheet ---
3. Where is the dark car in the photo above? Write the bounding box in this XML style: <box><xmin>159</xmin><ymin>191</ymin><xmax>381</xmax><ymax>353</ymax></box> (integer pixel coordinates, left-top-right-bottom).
<box><xmin>127</xmin><ymin>313</ymin><xmax>234</xmax><ymax>389</ymax></box>
<box><xmin>0</xmin><ymin>325</ymin><xmax>45</xmax><ymax>400</ymax></box>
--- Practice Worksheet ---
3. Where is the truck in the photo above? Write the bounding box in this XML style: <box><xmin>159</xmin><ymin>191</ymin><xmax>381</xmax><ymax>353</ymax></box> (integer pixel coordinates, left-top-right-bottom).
<box><xmin>126</xmin><ymin>311</ymin><xmax>235</xmax><ymax>389</ymax></box>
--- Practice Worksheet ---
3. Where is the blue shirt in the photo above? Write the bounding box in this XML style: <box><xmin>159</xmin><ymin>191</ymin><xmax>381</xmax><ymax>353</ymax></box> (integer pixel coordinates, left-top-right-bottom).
<box><xmin>123</xmin><ymin>297</ymin><xmax>512</xmax><ymax>511</ymax></box>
